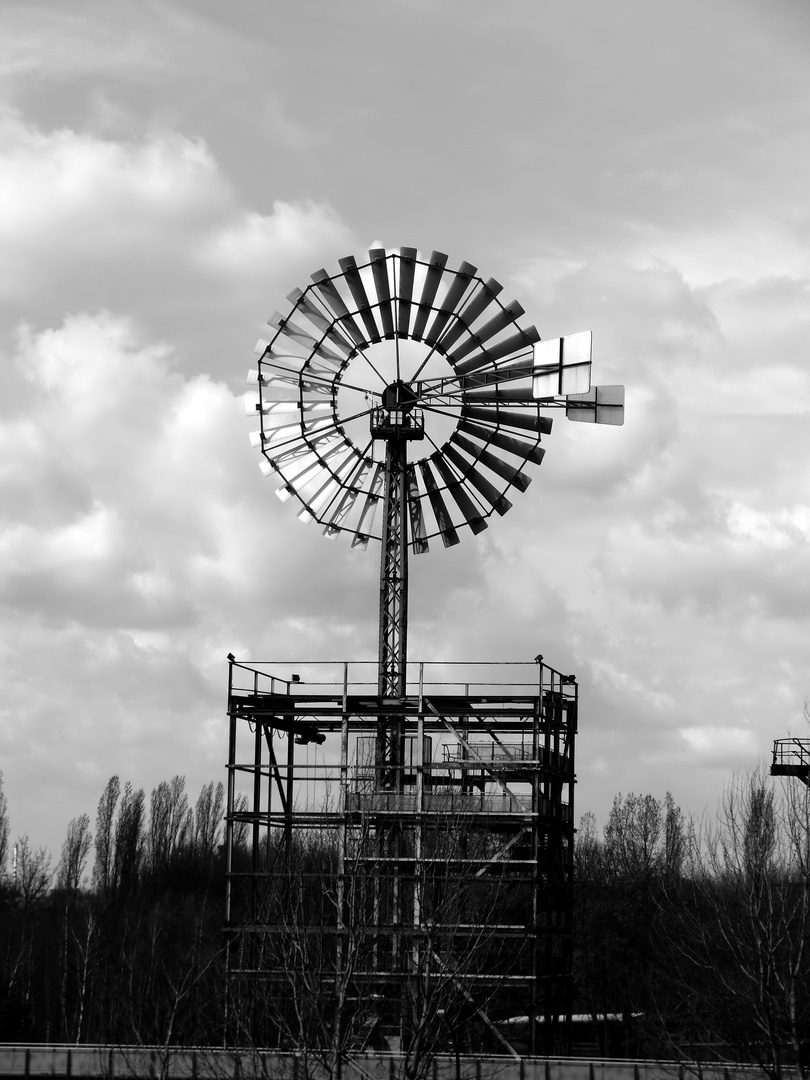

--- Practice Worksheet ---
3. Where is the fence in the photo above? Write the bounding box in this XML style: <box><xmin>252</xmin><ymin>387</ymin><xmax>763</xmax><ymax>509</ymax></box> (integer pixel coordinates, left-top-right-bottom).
<box><xmin>0</xmin><ymin>1046</ymin><xmax>776</xmax><ymax>1080</ymax></box>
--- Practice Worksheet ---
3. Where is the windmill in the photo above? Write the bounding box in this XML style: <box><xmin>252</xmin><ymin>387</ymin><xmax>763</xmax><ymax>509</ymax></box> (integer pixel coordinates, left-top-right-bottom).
<box><xmin>226</xmin><ymin>247</ymin><xmax>624</xmax><ymax>1055</ymax></box>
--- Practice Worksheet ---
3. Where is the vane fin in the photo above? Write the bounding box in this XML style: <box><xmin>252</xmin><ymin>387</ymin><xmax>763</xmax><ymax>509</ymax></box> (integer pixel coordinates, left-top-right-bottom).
<box><xmin>566</xmin><ymin>384</ymin><xmax>625</xmax><ymax>425</ymax></box>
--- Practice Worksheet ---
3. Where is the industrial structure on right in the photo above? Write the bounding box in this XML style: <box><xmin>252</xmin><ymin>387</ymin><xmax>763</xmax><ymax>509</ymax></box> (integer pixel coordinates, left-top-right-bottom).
<box><xmin>771</xmin><ymin>739</ymin><xmax>810</xmax><ymax>784</ymax></box>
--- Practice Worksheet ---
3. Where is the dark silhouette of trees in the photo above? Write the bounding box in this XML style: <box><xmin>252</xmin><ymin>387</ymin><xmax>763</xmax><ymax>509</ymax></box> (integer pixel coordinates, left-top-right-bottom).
<box><xmin>6</xmin><ymin>764</ymin><xmax>810</xmax><ymax>1076</ymax></box>
<box><xmin>92</xmin><ymin>775</ymin><xmax>119</xmax><ymax>899</ymax></box>
<box><xmin>57</xmin><ymin>815</ymin><xmax>92</xmax><ymax>896</ymax></box>
<box><xmin>658</xmin><ymin>770</ymin><xmax>810</xmax><ymax>1079</ymax></box>
<box><xmin>573</xmin><ymin>792</ymin><xmax>686</xmax><ymax>1058</ymax></box>
<box><xmin>0</xmin><ymin>773</ymin><xmax>228</xmax><ymax>1045</ymax></box>
<box><xmin>0</xmin><ymin>771</ymin><xmax>9</xmax><ymax>887</ymax></box>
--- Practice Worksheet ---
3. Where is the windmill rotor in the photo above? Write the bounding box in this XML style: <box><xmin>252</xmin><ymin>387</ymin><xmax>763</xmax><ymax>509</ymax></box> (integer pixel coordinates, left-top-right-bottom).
<box><xmin>248</xmin><ymin>247</ymin><xmax>624</xmax><ymax>553</ymax></box>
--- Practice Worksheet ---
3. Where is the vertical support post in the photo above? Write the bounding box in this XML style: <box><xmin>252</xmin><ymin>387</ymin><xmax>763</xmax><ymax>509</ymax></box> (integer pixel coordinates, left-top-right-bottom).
<box><xmin>413</xmin><ymin>662</ymin><xmax>425</xmax><ymax>944</ymax></box>
<box><xmin>252</xmin><ymin>722</ymin><xmax>262</xmax><ymax>878</ymax></box>
<box><xmin>224</xmin><ymin>655</ymin><xmax>237</xmax><ymax>1048</ymax></box>
<box><xmin>336</xmin><ymin>663</ymin><xmax>350</xmax><ymax>1031</ymax></box>
<box><xmin>225</xmin><ymin>656</ymin><xmax>236</xmax><ymax>927</ymax></box>
<box><xmin>285</xmin><ymin>729</ymin><xmax>294</xmax><ymax>859</ymax></box>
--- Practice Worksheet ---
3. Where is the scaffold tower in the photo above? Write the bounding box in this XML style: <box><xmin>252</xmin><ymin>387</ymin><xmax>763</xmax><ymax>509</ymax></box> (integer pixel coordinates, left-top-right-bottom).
<box><xmin>225</xmin><ymin>658</ymin><xmax>577</xmax><ymax>1055</ymax></box>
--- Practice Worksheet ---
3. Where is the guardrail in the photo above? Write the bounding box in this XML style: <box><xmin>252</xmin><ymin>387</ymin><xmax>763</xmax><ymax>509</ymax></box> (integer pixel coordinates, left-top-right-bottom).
<box><xmin>0</xmin><ymin>1046</ymin><xmax>769</xmax><ymax>1080</ymax></box>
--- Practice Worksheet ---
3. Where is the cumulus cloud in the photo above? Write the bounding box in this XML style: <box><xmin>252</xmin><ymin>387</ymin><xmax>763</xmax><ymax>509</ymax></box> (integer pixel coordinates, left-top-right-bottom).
<box><xmin>0</xmin><ymin>115</ymin><xmax>225</xmax><ymax>299</ymax></box>
<box><xmin>0</xmin><ymin>308</ymin><xmax>379</xmax><ymax>846</ymax></box>
<box><xmin>0</xmin><ymin>111</ymin><xmax>356</xmax><ymax>384</ymax></box>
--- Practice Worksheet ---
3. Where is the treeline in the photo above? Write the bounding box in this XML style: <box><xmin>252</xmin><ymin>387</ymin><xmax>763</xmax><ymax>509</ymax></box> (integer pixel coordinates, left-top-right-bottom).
<box><xmin>3</xmin><ymin>767</ymin><xmax>810</xmax><ymax>1078</ymax></box>
<box><xmin>574</xmin><ymin>775</ymin><xmax>810</xmax><ymax>1076</ymax></box>
<box><xmin>0</xmin><ymin>772</ymin><xmax>230</xmax><ymax>1044</ymax></box>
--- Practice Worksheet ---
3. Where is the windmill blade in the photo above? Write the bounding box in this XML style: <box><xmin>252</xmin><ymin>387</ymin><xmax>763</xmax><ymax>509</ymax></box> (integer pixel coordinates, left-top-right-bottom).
<box><xmin>339</xmin><ymin>255</ymin><xmax>381</xmax><ymax>344</ymax></box>
<box><xmin>258</xmin><ymin>417</ymin><xmax>333</xmax><ymax>449</ymax></box>
<box><xmin>458</xmin><ymin>420</ymin><xmax>546</xmax><ymax>466</ymax></box>
<box><xmin>566</xmin><ymin>384</ymin><xmax>625</xmax><ymax>425</ymax></box>
<box><xmin>397</xmin><ymin>247</ymin><xmax>418</xmax><ymax>338</ymax></box>
<box><xmin>251</xmin><ymin>416</ymin><xmax>330</xmax><ymax>449</ymax></box>
<box><xmin>352</xmin><ymin>463</ymin><xmax>385</xmax><ymax>545</ymax></box>
<box><xmin>450</xmin><ymin>433</ymin><xmax>532</xmax><ymax>493</ymax></box>
<box><xmin>368</xmin><ymin>248</ymin><xmax>395</xmax><ymax>338</ymax></box>
<box><xmin>271</xmin><ymin>423</ymin><xmax>344</xmax><ymax>456</ymax></box>
<box><xmin>259</xmin><ymin>391</ymin><xmax>333</xmax><ymax>408</ymax></box>
<box><xmin>311</xmin><ymin>269</ymin><xmax>367</xmax><ymax>348</ymax></box>
<box><xmin>266</xmin><ymin>434</ymin><xmax>345</xmax><ymax>484</ymax></box>
<box><xmin>250</xmin><ymin>356</ymin><xmax>337</xmax><ymax>385</ymax></box>
<box><xmin>298</xmin><ymin>476</ymin><xmax>343</xmax><ymax>523</ymax></box>
<box><xmin>453</xmin><ymin>326</ymin><xmax>540</xmax><ymax>376</ymax></box>
<box><xmin>267</xmin><ymin>312</ymin><xmax>348</xmax><ymax>366</ymax></box>
<box><xmin>437</xmin><ymin>278</ymin><xmax>503</xmax><ymax>353</ymax></box>
<box><xmin>418</xmin><ymin>460</ymin><xmax>460</xmax><ymax>547</ymax></box>
<box><xmin>442</xmin><ymin>443</ymin><xmax>512</xmax><ymax>516</ymax></box>
<box><xmin>322</xmin><ymin>457</ymin><xmax>377</xmax><ymax>537</ymax></box>
<box><xmin>260</xmin><ymin>372</ymin><xmax>331</xmax><ymax>395</ymax></box>
<box><xmin>293</xmin><ymin>446</ymin><xmax>358</xmax><ymax>520</ymax></box>
<box><xmin>282</xmin><ymin>290</ymin><xmax>356</xmax><ymax>360</ymax></box>
<box><xmin>461</xmin><ymin>405</ymin><xmax>554</xmax><ymax>437</ymax></box>
<box><xmin>298</xmin><ymin>449</ymin><xmax>363</xmax><ymax>522</ymax></box>
<box><xmin>459</xmin><ymin>361</ymin><xmax>534</xmax><ymax>389</ymax></box>
<box><xmin>320</xmin><ymin>458</ymin><xmax>374</xmax><ymax>536</ymax></box>
<box><xmin>460</xmin><ymin>384</ymin><xmax>537</xmax><ymax>404</ymax></box>
<box><xmin>430</xmin><ymin>452</ymin><xmax>488</xmax><ymax>535</ymax></box>
<box><xmin>258</xmin><ymin>343</ymin><xmax>343</xmax><ymax>379</ymax></box>
<box><xmin>411</xmin><ymin>251</ymin><xmax>448</xmax><ymax>341</ymax></box>
<box><xmin>254</xmin><ymin>399</ymin><xmax>332</xmax><ymax>418</ymax></box>
<box><xmin>445</xmin><ymin>299</ymin><xmax>526</xmax><ymax>363</ymax></box>
<box><xmin>257</xmin><ymin>362</ymin><xmax>337</xmax><ymax>389</ymax></box>
<box><xmin>425</xmin><ymin>261</ymin><xmax>477</xmax><ymax>347</ymax></box>
<box><xmin>532</xmin><ymin>331</ymin><xmax>592</xmax><ymax>397</ymax></box>
<box><xmin>406</xmin><ymin>465</ymin><xmax>429</xmax><ymax>554</ymax></box>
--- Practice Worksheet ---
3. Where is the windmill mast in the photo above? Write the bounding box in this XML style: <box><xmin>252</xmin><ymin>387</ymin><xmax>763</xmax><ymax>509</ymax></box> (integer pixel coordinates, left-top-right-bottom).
<box><xmin>372</xmin><ymin>380</ymin><xmax>424</xmax><ymax>787</ymax></box>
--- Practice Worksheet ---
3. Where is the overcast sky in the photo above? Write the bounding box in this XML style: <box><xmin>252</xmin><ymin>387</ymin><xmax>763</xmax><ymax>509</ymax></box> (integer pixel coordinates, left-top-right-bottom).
<box><xmin>2</xmin><ymin>0</ymin><xmax>810</xmax><ymax>858</ymax></box>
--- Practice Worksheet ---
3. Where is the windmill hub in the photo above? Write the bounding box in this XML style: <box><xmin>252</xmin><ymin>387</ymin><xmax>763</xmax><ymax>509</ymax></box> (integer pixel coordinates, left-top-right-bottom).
<box><xmin>372</xmin><ymin>379</ymin><xmax>425</xmax><ymax>442</ymax></box>
<box><xmin>381</xmin><ymin>379</ymin><xmax>418</xmax><ymax>411</ymax></box>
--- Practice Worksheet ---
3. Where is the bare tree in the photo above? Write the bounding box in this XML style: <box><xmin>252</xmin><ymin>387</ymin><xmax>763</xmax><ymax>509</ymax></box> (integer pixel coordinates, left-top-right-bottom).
<box><xmin>0</xmin><ymin>770</ymin><xmax>9</xmax><ymax>886</ymax></box>
<box><xmin>55</xmin><ymin>814</ymin><xmax>96</xmax><ymax>1043</ymax></box>
<box><xmin>93</xmin><ymin>775</ymin><xmax>120</xmax><ymax>896</ymax></box>
<box><xmin>227</xmin><ymin>809</ymin><xmax>522</xmax><ymax>1080</ymax></box>
<box><xmin>193</xmin><ymin>780</ymin><xmax>224</xmax><ymax>872</ymax></box>
<box><xmin>574</xmin><ymin>792</ymin><xmax>686</xmax><ymax>1057</ymax></box>
<box><xmin>113</xmin><ymin>783</ymin><xmax>145</xmax><ymax>894</ymax></box>
<box><xmin>227</xmin><ymin>827</ymin><xmax>376</xmax><ymax>1080</ymax></box>
<box><xmin>662</xmin><ymin>768</ymin><xmax>810</xmax><ymax>1079</ymax></box>
<box><xmin>13</xmin><ymin>835</ymin><xmax>52</xmax><ymax>911</ymax></box>
<box><xmin>148</xmin><ymin>775</ymin><xmax>191</xmax><ymax>877</ymax></box>
<box><xmin>57</xmin><ymin>815</ymin><xmax>93</xmax><ymax>895</ymax></box>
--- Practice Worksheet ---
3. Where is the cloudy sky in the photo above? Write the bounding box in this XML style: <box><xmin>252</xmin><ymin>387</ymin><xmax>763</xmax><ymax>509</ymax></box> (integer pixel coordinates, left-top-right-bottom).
<box><xmin>2</xmin><ymin>0</ymin><xmax>810</xmax><ymax>857</ymax></box>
